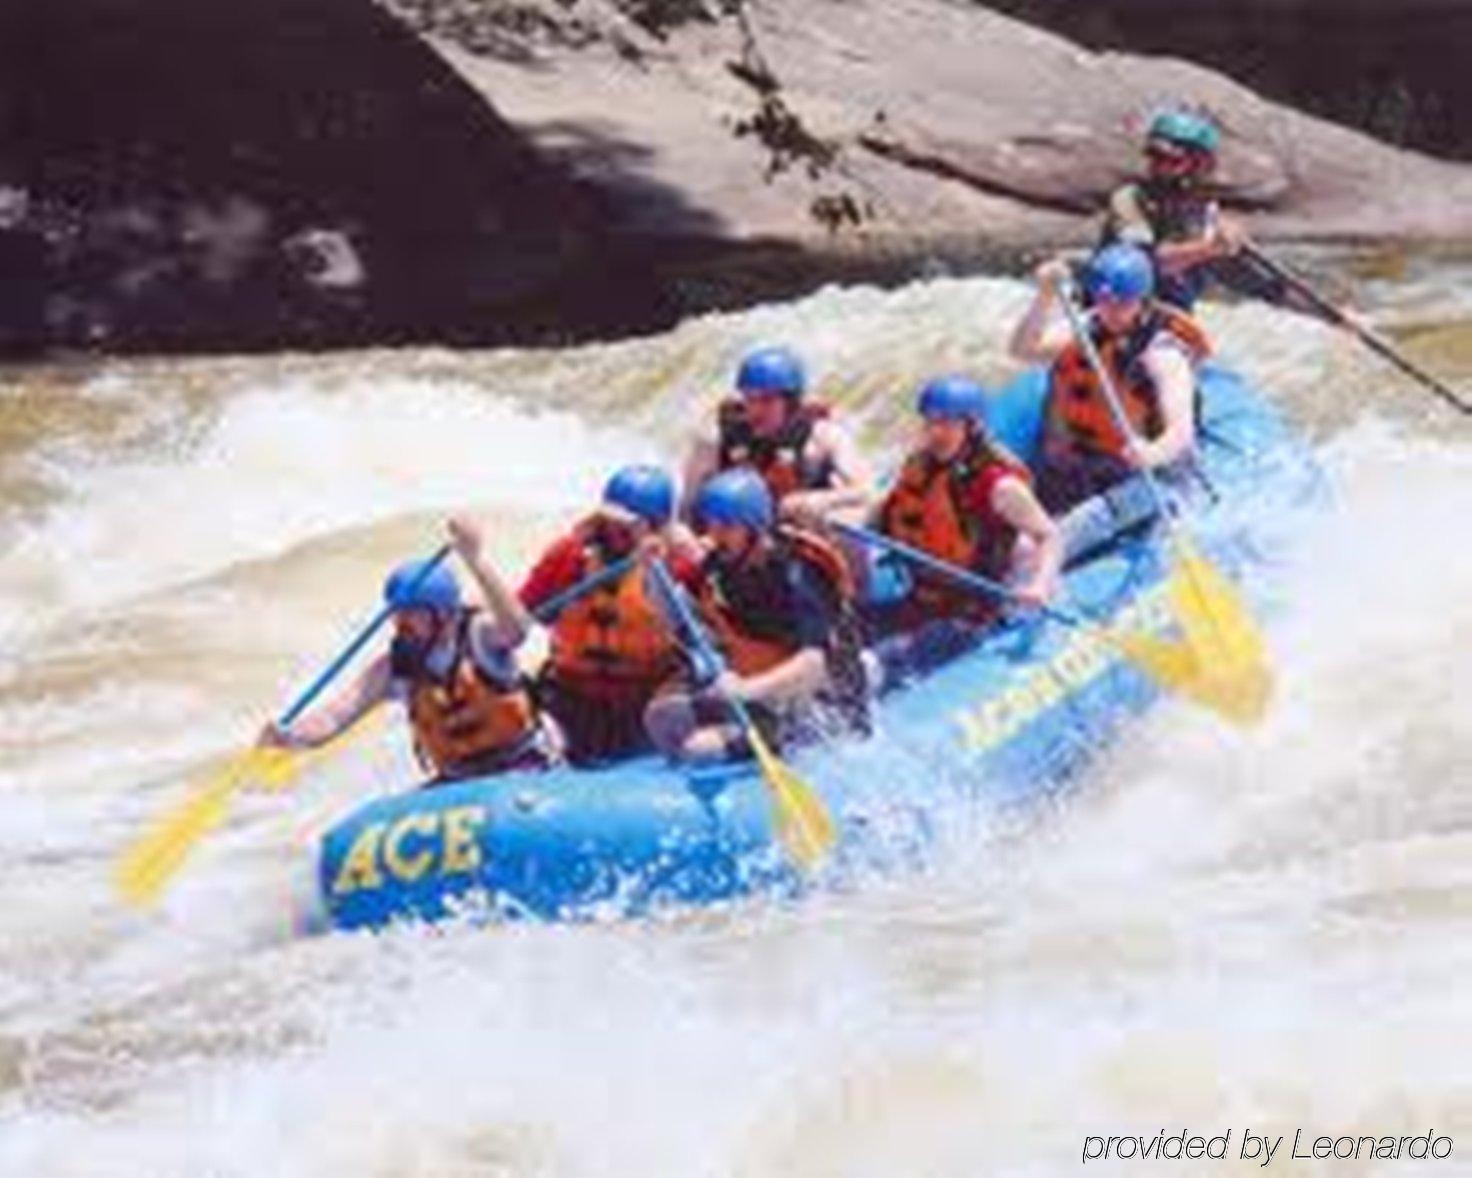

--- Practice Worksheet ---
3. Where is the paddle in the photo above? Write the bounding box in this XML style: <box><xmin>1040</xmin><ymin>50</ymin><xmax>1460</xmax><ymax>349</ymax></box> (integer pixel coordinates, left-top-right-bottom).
<box><xmin>531</xmin><ymin>553</ymin><xmax>636</xmax><ymax>620</ymax></box>
<box><xmin>647</xmin><ymin>558</ymin><xmax>836</xmax><ymax>870</ymax></box>
<box><xmin>115</xmin><ymin>546</ymin><xmax>637</xmax><ymax>906</ymax></box>
<box><xmin>834</xmin><ymin>521</ymin><xmax>1254</xmax><ymax>719</ymax></box>
<box><xmin>1056</xmin><ymin>281</ymin><xmax>1274</xmax><ymax>725</ymax></box>
<box><xmin>1240</xmin><ymin>243</ymin><xmax>1472</xmax><ymax>417</ymax></box>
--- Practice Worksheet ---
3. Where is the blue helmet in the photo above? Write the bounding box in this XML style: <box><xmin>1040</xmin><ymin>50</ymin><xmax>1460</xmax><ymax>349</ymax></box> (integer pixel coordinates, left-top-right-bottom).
<box><xmin>383</xmin><ymin>559</ymin><xmax>461</xmax><ymax>613</ymax></box>
<box><xmin>695</xmin><ymin>468</ymin><xmax>774</xmax><ymax>532</ymax></box>
<box><xmin>1086</xmin><ymin>243</ymin><xmax>1155</xmax><ymax>302</ymax></box>
<box><xmin>736</xmin><ymin>346</ymin><xmax>806</xmax><ymax>398</ymax></box>
<box><xmin>1147</xmin><ymin>109</ymin><xmax>1220</xmax><ymax>156</ymax></box>
<box><xmin>602</xmin><ymin>464</ymin><xmax>674</xmax><ymax>526</ymax></box>
<box><xmin>917</xmin><ymin>375</ymin><xmax>987</xmax><ymax>423</ymax></box>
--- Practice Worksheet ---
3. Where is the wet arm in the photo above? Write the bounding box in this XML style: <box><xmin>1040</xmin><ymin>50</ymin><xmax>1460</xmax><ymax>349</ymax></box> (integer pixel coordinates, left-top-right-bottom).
<box><xmin>1009</xmin><ymin>262</ymin><xmax>1076</xmax><ymax>363</ymax></box>
<box><xmin>518</xmin><ymin>534</ymin><xmax>587</xmax><ymax>613</ymax></box>
<box><xmin>1136</xmin><ymin>346</ymin><xmax>1197</xmax><ymax>467</ymax></box>
<box><xmin>267</xmin><ymin>655</ymin><xmax>392</xmax><ymax>749</ymax></box>
<box><xmin>991</xmin><ymin>476</ymin><xmax>1062</xmax><ymax>601</ymax></box>
<box><xmin>735</xmin><ymin>648</ymin><xmax>827</xmax><ymax>706</ymax></box>
<box><xmin>1104</xmin><ymin>185</ymin><xmax>1155</xmax><ymax>248</ymax></box>
<box><xmin>465</xmin><ymin>552</ymin><xmax>532</xmax><ymax>649</ymax></box>
<box><xmin>780</xmin><ymin>421</ymin><xmax>875</xmax><ymax>521</ymax></box>
<box><xmin>1155</xmin><ymin>236</ymin><xmax>1223</xmax><ymax>277</ymax></box>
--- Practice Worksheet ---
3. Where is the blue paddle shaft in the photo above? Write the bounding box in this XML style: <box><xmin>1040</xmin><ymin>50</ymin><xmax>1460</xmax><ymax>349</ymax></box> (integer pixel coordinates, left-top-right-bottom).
<box><xmin>277</xmin><ymin>544</ymin><xmax>453</xmax><ymax>727</ymax></box>
<box><xmin>832</xmin><ymin>521</ymin><xmax>1086</xmax><ymax>633</ymax></box>
<box><xmin>648</xmin><ymin>559</ymin><xmax>756</xmax><ymax>732</ymax></box>
<box><xmin>278</xmin><ymin>546</ymin><xmax>633</xmax><ymax>731</ymax></box>
<box><xmin>532</xmin><ymin>553</ymin><xmax>636</xmax><ymax>621</ymax></box>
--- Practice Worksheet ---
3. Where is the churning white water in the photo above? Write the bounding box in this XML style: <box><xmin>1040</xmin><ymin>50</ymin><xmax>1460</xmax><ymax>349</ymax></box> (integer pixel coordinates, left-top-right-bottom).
<box><xmin>0</xmin><ymin>272</ymin><xmax>1469</xmax><ymax>1175</ymax></box>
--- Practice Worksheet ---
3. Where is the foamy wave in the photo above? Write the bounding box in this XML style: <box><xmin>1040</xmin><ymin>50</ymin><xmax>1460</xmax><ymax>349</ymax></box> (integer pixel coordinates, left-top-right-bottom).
<box><xmin>0</xmin><ymin>377</ymin><xmax>655</xmax><ymax>640</ymax></box>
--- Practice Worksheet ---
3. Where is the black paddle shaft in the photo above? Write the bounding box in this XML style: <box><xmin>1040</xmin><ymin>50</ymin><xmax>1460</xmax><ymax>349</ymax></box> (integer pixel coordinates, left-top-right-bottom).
<box><xmin>1242</xmin><ymin>245</ymin><xmax>1472</xmax><ymax>418</ymax></box>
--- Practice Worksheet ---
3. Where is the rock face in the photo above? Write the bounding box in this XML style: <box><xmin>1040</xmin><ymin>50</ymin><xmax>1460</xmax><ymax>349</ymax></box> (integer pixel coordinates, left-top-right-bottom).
<box><xmin>4</xmin><ymin>0</ymin><xmax>1472</xmax><ymax>355</ymax></box>
<box><xmin>408</xmin><ymin>0</ymin><xmax>1472</xmax><ymax>247</ymax></box>
<box><xmin>0</xmin><ymin>0</ymin><xmax>677</xmax><ymax>353</ymax></box>
<box><xmin>978</xmin><ymin>0</ymin><xmax>1472</xmax><ymax>164</ymax></box>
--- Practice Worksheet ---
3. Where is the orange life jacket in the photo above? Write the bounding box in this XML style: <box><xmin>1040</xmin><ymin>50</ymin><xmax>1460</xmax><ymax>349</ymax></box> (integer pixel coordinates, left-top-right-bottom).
<box><xmin>716</xmin><ymin>398</ymin><xmax>836</xmax><ymax>501</ymax></box>
<box><xmin>880</xmin><ymin>432</ymin><xmax>1031</xmax><ymax>580</ymax></box>
<box><xmin>1045</xmin><ymin>303</ymin><xmax>1211</xmax><ymax>460</ymax></box>
<box><xmin>402</xmin><ymin>613</ymin><xmax>538</xmax><ymax>777</ymax></box>
<box><xmin>699</xmin><ymin>527</ymin><xmax>856</xmax><ymax>677</ymax></box>
<box><xmin>547</xmin><ymin>536</ymin><xmax>678</xmax><ymax>701</ymax></box>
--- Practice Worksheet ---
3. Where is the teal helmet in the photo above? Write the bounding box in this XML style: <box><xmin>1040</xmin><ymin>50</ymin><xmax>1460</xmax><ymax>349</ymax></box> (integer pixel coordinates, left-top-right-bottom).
<box><xmin>1147</xmin><ymin>109</ymin><xmax>1220</xmax><ymax>156</ymax></box>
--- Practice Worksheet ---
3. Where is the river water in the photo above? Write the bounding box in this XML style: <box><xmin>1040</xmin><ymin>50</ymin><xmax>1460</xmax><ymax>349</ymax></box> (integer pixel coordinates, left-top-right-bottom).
<box><xmin>1</xmin><ymin>263</ymin><xmax>1470</xmax><ymax>1175</ymax></box>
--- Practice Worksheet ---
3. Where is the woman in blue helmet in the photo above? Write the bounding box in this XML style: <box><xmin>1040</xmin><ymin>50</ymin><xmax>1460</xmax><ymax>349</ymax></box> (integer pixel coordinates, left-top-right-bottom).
<box><xmin>869</xmin><ymin>375</ymin><xmax>1061</xmax><ymax>669</ymax></box>
<box><xmin>519</xmin><ymin>464</ymin><xmax>703</xmax><ymax>765</ymax></box>
<box><xmin>1010</xmin><ymin>243</ymin><xmax>1211</xmax><ymax>515</ymax></box>
<box><xmin>645</xmin><ymin>468</ymin><xmax>868</xmax><ymax>763</ymax></box>
<box><xmin>258</xmin><ymin>516</ymin><xmax>562</xmax><ymax>783</ymax></box>
<box><xmin>678</xmin><ymin>345</ymin><xmax>873</xmax><ymax>526</ymax></box>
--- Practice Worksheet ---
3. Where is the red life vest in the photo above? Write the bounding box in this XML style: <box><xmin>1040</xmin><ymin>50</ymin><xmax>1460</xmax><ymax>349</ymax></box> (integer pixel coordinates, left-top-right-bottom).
<box><xmin>1045</xmin><ymin>303</ymin><xmax>1211</xmax><ymax>460</ymax></box>
<box><xmin>547</xmin><ymin>534</ymin><xmax>678</xmax><ymax>702</ymax></box>
<box><xmin>716</xmin><ymin>398</ymin><xmax>836</xmax><ymax>501</ymax></box>
<box><xmin>879</xmin><ymin>432</ymin><xmax>1031</xmax><ymax>619</ymax></box>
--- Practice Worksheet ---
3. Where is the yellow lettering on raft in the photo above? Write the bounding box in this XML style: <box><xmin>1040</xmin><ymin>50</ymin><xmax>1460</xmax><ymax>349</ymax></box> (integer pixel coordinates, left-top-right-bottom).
<box><xmin>951</xmin><ymin>580</ymin><xmax>1176</xmax><ymax>753</ymax></box>
<box><xmin>441</xmin><ymin>805</ymin><xmax>488</xmax><ymax>875</ymax></box>
<box><xmin>331</xmin><ymin>822</ymin><xmax>386</xmax><ymax>895</ymax></box>
<box><xmin>383</xmin><ymin>812</ymin><xmax>438</xmax><ymax>882</ymax></box>
<box><xmin>330</xmin><ymin>806</ymin><xmax>491</xmax><ymax>896</ymax></box>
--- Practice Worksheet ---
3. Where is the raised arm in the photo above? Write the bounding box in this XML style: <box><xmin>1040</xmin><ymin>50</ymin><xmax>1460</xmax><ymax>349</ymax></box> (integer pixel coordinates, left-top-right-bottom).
<box><xmin>1009</xmin><ymin>257</ymin><xmax>1077</xmax><ymax>364</ymax></box>
<box><xmin>448</xmin><ymin>515</ymin><xmax>531</xmax><ymax>648</ymax></box>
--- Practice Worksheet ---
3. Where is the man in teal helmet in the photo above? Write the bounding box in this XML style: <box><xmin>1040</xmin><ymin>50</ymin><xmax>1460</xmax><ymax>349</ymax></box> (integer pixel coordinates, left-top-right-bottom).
<box><xmin>678</xmin><ymin>344</ymin><xmax>873</xmax><ymax>526</ymax></box>
<box><xmin>645</xmin><ymin>468</ymin><xmax>868</xmax><ymax>763</ymax></box>
<box><xmin>1100</xmin><ymin>108</ymin><xmax>1241</xmax><ymax>311</ymax></box>
<box><xmin>519</xmin><ymin>464</ymin><xmax>703</xmax><ymax>765</ymax></box>
<box><xmin>1102</xmin><ymin>107</ymin><xmax>1347</xmax><ymax>318</ymax></box>
<box><xmin>259</xmin><ymin>516</ymin><xmax>561</xmax><ymax>783</ymax></box>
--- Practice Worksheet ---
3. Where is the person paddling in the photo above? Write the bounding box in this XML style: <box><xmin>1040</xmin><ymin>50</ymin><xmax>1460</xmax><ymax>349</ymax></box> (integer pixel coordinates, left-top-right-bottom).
<box><xmin>1010</xmin><ymin>244</ymin><xmax>1211</xmax><ymax>516</ymax></box>
<box><xmin>646</xmin><ymin>469</ymin><xmax>868</xmax><ymax>763</ymax></box>
<box><xmin>1103</xmin><ymin>107</ymin><xmax>1353</xmax><ymax>320</ymax></box>
<box><xmin>866</xmin><ymin>375</ymin><xmax>1062</xmax><ymax>679</ymax></box>
<box><xmin>258</xmin><ymin>516</ymin><xmax>561</xmax><ymax>783</ymax></box>
<box><xmin>519</xmin><ymin>465</ymin><xmax>702</xmax><ymax>765</ymax></box>
<box><xmin>679</xmin><ymin>345</ymin><xmax>873</xmax><ymax>527</ymax></box>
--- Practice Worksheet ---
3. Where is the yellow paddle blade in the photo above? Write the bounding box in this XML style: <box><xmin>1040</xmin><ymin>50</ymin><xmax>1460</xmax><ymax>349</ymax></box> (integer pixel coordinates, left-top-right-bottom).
<box><xmin>1168</xmin><ymin>536</ymin><xmax>1274</xmax><ymax>723</ymax></box>
<box><xmin>748</xmin><ymin>728</ymin><xmax>836</xmax><ymax>870</ymax></box>
<box><xmin>1105</xmin><ymin>537</ymin><xmax>1274</xmax><ymax>726</ymax></box>
<box><xmin>248</xmin><ymin>745</ymin><xmax>308</xmax><ymax>793</ymax></box>
<box><xmin>114</xmin><ymin>746</ymin><xmax>297</xmax><ymax>907</ymax></box>
<box><xmin>1110</xmin><ymin>628</ymin><xmax>1269</xmax><ymax>725</ymax></box>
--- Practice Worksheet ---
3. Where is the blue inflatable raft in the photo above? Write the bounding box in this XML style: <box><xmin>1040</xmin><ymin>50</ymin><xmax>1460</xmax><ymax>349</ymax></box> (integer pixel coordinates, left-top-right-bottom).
<box><xmin>315</xmin><ymin>363</ymin><xmax>1323</xmax><ymax>931</ymax></box>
